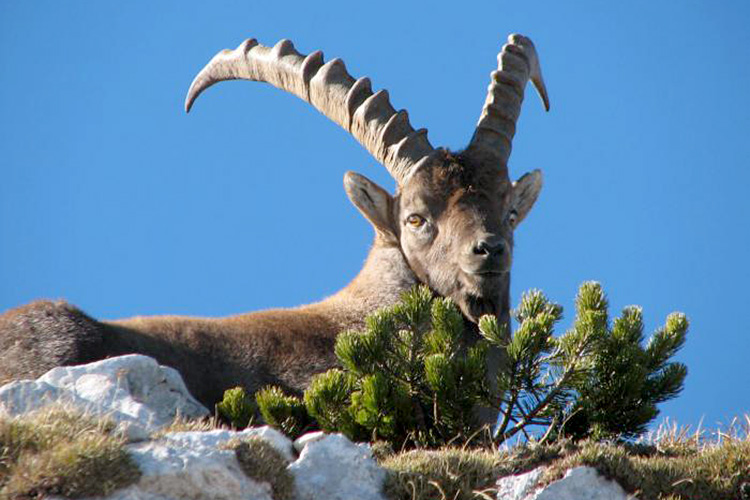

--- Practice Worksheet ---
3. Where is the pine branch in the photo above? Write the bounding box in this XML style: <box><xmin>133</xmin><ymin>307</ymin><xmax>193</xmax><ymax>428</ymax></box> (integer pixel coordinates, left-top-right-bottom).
<box><xmin>495</xmin><ymin>360</ymin><xmax>522</xmax><ymax>437</ymax></box>
<box><xmin>497</xmin><ymin>362</ymin><xmax>576</xmax><ymax>444</ymax></box>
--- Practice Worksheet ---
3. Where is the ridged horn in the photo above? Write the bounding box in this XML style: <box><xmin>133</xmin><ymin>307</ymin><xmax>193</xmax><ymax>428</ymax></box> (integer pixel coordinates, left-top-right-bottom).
<box><xmin>466</xmin><ymin>34</ymin><xmax>549</xmax><ymax>174</ymax></box>
<box><xmin>185</xmin><ymin>38</ymin><xmax>436</xmax><ymax>185</ymax></box>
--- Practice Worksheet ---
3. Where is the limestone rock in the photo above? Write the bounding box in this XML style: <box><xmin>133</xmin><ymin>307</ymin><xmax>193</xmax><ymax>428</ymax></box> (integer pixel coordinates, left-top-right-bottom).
<box><xmin>242</xmin><ymin>425</ymin><xmax>296</xmax><ymax>462</ymax></box>
<box><xmin>496</xmin><ymin>466</ymin><xmax>633</xmax><ymax>500</ymax></box>
<box><xmin>103</xmin><ymin>428</ymin><xmax>290</xmax><ymax>500</ymax></box>
<box><xmin>495</xmin><ymin>467</ymin><xmax>545</xmax><ymax>499</ymax></box>
<box><xmin>2</xmin><ymin>357</ymin><xmax>633</xmax><ymax>500</ymax></box>
<box><xmin>289</xmin><ymin>433</ymin><xmax>387</xmax><ymax>500</ymax></box>
<box><xmin>0</xmin><ymin>354</ymin><xmax>209</xmax><ymax>440</ymax></box>
<box><xmin>51</xmin><ymin>429</ymin><xmax>383</xmax><ymax>500</ymax></box>
<box><xmin>293</xmin><ymin>430</ymin><xmax>326</xmax><ymax>452</ymax></box>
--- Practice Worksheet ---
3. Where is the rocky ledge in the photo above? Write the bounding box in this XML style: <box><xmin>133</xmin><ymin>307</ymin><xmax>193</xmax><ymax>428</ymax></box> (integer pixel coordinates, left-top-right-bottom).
<box><xmin>0</xmin><ymin>355</ymin><xmax>632</xmax><ymax>500</ymax></box>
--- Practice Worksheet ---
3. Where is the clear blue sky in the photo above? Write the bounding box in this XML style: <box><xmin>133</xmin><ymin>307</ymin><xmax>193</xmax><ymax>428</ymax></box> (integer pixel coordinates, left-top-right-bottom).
<box><xmin>2</xmin><ymin>1</ymin><xmax>749</xmax><ymax>432</ymax></box>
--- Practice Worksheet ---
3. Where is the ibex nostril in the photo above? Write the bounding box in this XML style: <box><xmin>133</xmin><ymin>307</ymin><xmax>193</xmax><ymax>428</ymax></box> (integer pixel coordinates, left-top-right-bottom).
<box><xmin>473</xmin><ymin>243</ymin><xmax>490</xmax><ymax>256</ymax></box>
<box><xmin>473</xmin><ymin>240</ymin><xmax>504</xmax><ymax>257</ymax></box>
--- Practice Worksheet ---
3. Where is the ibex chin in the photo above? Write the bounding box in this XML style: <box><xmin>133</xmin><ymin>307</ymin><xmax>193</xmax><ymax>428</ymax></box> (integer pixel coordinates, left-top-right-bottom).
<box><xmin>0</xmin><ymin>34</ymin><xmax>549</xmax><ymax>411</ymax></box>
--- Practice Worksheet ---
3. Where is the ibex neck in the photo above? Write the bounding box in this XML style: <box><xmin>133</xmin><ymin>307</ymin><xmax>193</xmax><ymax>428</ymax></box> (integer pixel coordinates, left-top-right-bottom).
<box><xmin>328</xmin><ymin>238</ymin><xmax>419</xmax><ymax>317</ymax></box>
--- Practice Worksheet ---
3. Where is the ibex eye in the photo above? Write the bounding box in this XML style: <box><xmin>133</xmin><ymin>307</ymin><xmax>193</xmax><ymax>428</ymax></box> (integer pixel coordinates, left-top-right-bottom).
<box><xmin>407</xmin><ymin>214</ymin><xmax>426</xmax><ymax>228</ymax></box>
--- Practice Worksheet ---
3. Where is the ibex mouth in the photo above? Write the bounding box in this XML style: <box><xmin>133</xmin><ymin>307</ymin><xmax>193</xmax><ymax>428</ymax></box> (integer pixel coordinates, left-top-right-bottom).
<box><xmin>460</xmin><ymin>265</ymin><xmax>509</xmax><ymax>278</ymax></box>
<box><xmin>473</xmin><ymin>270</ymin><xmax>506</xmax><ymax>277</ymax></box>
<box><xmin>454</xmin><ymin>272</ymin><xmax>507</xmax><ymax>323</ymax></box>
<box><xmin>460</xmin><ymin>294</ymin><xmax>500</xmax><ymax>323</ymax></box>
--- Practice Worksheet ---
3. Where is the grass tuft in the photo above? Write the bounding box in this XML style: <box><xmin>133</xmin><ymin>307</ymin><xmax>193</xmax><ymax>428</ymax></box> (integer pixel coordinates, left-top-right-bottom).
<box><xmin>154</xmin><ymin>413</ymin><xmax>227</xmax><ymax>436</ymax></box>
<box><xmin>382</xmin><ymin>447</ymin><xmax>500</xmax><ymax>500</ymax></box>
<box><xmin>0</xmin><ymin>406</ymin><xmax>140</xmax><ymax>499</ymax></box>
<box><xmin>370</xmin><ymin>440</ymin><xmax>396</xmax><ymax>461</ymax></box>
<box><xmin>381</xmin><ymin>418</ymin><xmax>750</xmax><ymax>500</ymax></box>
<box><xmin>228</xmin><ymin>437</ymin><xmax>295</xmax><ymax>500</ymax></box>
<box><xmin>540</xmin><ymin>438</ymin><xmax>750</xmax><ymax>500</ymax></box>
<box><xmin>3</xmin><ymin>434</ymin><xmax>140</xmax><ymax>499</ymax></box>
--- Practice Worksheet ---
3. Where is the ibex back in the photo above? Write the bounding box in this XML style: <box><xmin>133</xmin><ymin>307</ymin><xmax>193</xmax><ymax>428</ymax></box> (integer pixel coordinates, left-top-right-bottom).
<box><xmin>0</xmin><ymin>34</ymin><xmax>549</xmax><ymax>410</ymax></box>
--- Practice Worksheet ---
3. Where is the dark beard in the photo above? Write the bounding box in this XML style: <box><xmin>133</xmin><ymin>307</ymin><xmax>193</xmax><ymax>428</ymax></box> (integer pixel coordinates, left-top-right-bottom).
<box><xmin>453</xmin><ymin>272</ymin><xmax>509</xmax><ymax>323</ymax></box>
<box><xmin>458</xmin><ymin>293</ymin><xmax>501</xmax><ymax>323</ymax></box>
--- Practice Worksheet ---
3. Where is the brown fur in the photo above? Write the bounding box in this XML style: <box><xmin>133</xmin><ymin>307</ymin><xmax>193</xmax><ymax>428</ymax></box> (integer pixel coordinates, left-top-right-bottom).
<box><xmin>0</xmin><ymin>240</ymin><xmax>421</xmax><ymax>408</ymax></box>
<box><xmin>0</xmin><ymin>300</ymin><xmax>107</xmax><ymax>382</ymax></box>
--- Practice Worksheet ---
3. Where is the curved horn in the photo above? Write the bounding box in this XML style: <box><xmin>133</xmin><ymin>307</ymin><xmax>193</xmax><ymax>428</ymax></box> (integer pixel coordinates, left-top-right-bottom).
<box><xmin>466</xmin><ymin>34</ymin><xmax>549</xmax><ymax>173</ymax></box>
<box><xmin>185</xmin><ymin>38</ymin><xmax>435</xmax><ymax>185</ymax></box>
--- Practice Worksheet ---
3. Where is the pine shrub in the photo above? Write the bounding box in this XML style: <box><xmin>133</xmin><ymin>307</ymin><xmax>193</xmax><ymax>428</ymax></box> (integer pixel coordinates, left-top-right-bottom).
<box><xmin>256</xmin><ymin>283</ymin><xmax>689</xmax><ymax>448</ymax></box>
<box><xmin>256</xmin><ymin>386</ymin><xmax>311</xmax><ymax>439</ymax></box>
<box><xmin>217</xmin><ymin>386</ymin><xmax>256</xmax><ymax>429</ymax></box>
<box><xmin>559</xmin><ymin>283</ymin><xmax>688</xmax><ymax>439</ymax></box>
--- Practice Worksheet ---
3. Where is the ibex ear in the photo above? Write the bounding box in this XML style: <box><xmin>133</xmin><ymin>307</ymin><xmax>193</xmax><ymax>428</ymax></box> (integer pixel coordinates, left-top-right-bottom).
<box><xmin>511</xmin><ymin>169</ymin><xmax>543</xmax><ymax>226</ymax></box>
<box><xmin>344</xmin><ymin>171</ymin><xmax>397</xmax><ymax>241</ymax></box>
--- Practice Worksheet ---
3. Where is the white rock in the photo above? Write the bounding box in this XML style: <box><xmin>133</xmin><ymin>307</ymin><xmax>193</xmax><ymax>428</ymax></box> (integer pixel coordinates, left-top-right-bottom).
<box><xmin>289</xmin><ymin>433</ymin><xmax>387</xmax><ymax>500</ymax></box>
<box><xmin>240</xmin><ymin>425</ymin><xmax>296</xmax><ymax>462</ymax></box>
<box><xmin>107</xmin><ymin>429</ymin><xmax>283</xmax><ymax>500</ymax></box>
<box><xmin>496</xmin><ymin>467</ymin><xmax>545</xmax><ymax>499</ymax></box>
<box><xmin>532</xmin><ymin>467</ymin><xmax>633</xmax><ymax>500</ymax></box>
<box><xmin>0</xmin><ymin>354</ymin><xmax>208</xmax><ymax>439</ymax></box>
<box><xmin>293</xmin><ymin>430</ymin><xmax>327</xmax><ymax>452</ymax></box>
<box><xmin>496</xmin><ymin>466</ymin><xmax>633</xmax><ymax>500</ymax></box>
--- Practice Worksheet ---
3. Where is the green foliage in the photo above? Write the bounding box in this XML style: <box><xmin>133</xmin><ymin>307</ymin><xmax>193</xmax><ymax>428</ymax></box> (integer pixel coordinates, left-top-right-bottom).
<box><xmin>258</xmin><ymin>283</ymin><xmax>689</xmax><ymax>448</ymax></box>
<box><xmin>304</xmin><ymin>369</ymin><xmax>364</xmax><ymax>438</ymax></box>
<box><xmin>485</xmin><ymin>289</ymin><xmax>582</xmax><ymax>443</ymax></box>
<box><xmin>295</xmin><ymin>286</ymin><xmax>487</xmax><ymax>447</ymax></box>
<box><xmin>217</xmin><ymin>386</ymin><xmax>256</xmax><ymax>429</ymax></box>
<box><xmin>256</xmin><ymin>387</ymin><xmax>311</xmax><ymax>439</ymax></box>
<box><xmin>484</xmin><ymin>282</ymin><xmax>689</xmax><ymax>443</ymax></box>
<box><xmin>560</xmin><ymin>283</ymin><xmax>689</xmax><ymax>440</ymax></box>
<box><xmin>360</xmin><ymin>289</ymin><xmax>484</xmax><ymax>445</ymax></box>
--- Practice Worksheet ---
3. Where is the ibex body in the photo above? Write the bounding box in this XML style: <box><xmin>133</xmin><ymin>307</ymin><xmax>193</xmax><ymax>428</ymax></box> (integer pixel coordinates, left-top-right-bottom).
<box><xmin>0</xmin><ymin>35</ymin><xmax>549</xmax><ymax>410</ymax></box>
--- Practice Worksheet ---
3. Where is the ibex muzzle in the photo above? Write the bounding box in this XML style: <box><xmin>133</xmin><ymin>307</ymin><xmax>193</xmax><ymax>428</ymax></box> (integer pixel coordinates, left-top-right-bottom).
<box><xmin>466</xmin><ymin>235</ymin><xmax>510</xmax><ymax>275</ymax></box>
<box><xmin>0</xmin><ymin>34</ymin><xmax>549</xmax><ymax>413</ymax></box>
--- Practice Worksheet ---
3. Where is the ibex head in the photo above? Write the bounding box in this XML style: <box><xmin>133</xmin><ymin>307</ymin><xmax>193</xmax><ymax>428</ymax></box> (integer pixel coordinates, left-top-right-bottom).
<box><xmin>186</xmin><ymin>34</ymin><xmax>549</xmax><ymax>323</ymax></box>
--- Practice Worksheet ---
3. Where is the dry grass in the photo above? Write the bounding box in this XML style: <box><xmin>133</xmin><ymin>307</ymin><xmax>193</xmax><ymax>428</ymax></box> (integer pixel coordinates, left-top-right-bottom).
<box><xmin>540</xmin><ymin>417</ymin><xmax>750</xmax><ymax>500</ymax></box>
<box><xmin>380</xmin><ymin>439</ymin><xmax>581</xmax><ymax>500</ymax></box>
<box><xmin>0</xmin><ymin>406</ymin><xmax>140</xmax><ymax>499</ymax></box>
<box><xmin>3</xmin><ymin>405</ymin><xmax>749</xmax><ymax>500</ymax></box>
<box><xmin>381</xmin><ymin>417</ymin><xmax>750</xmax><ymax>500</ymax></box>
<box><xmin>154</xmin><ymin>413</ymin><xmax>228</xmax><ymax>436</ymax></box>
<box><xmin>382</xmin><ymin>447</ymin><xmax>502</xmax><ymax>500</ymax></box>
<box><xmin>539</xmin><ymin>438</ymin><xmax>750</xmax><ymax>500</ymax></box>
<box><xmin>224</xmin><ymin>436</ymin><xmax>295</xmax><ymax>500</ymax></box>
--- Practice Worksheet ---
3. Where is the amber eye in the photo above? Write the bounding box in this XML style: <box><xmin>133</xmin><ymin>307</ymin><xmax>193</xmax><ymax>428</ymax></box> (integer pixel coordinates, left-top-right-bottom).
<box><xmin>406</xmin><ymin>214</ymin><xmax>426</xmax><ymax>228</ymax></box>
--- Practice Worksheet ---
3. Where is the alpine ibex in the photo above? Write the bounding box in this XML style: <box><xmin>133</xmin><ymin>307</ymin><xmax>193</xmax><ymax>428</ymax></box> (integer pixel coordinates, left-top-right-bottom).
<box><xmin>0</xmin><ymin>34</ymin><xmax>549</xmax><ymax>410</ymax></box>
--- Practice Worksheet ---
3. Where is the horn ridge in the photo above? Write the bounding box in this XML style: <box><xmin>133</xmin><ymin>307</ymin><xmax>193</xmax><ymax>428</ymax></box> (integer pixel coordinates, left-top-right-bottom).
<box><xmin>185</xmin><ymin>37</ymin><xmax>435</xmax><ymax>184</ymax></box>
<box><xmin>344</xmin><ymin>77</ymin><xmax>373</xmax><ymax>131</ymax></box>
<box><xmin>466</xmin><ymin>34</ymin><xmax>549</xmax><ymax>174</ymax></box>
<box><xmin>300</xmin><ymin>50</ymin><xmax>324</xmax><ymax>102</ymax></box>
